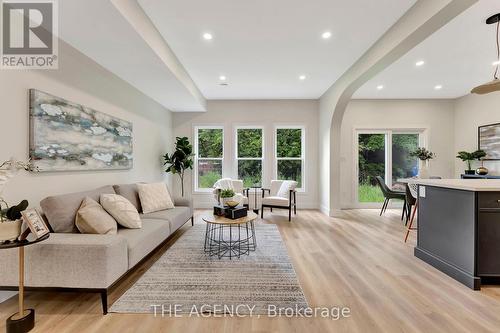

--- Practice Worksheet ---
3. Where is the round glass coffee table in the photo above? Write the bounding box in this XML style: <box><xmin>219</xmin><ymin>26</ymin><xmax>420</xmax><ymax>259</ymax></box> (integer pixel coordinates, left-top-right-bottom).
<box><xmin>203</xmin><ymin>212</ymin><xmax>258</xmax><ymax>259</ymax></box>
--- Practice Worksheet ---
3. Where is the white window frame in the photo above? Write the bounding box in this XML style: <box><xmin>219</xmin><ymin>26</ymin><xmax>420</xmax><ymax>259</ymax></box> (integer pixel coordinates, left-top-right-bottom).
<box><xmin>274</xmin><ymin>125</ymin><xmax>306</xmax><ymax>192</ymax></box>
<box><xmin>353</xmin><ymin>127</ymin><xmax>427</xmax><ymax>207</ymax></box>
<box><xmin>193</xmin><ymin>125</ymin><xmax>224</xmax><ymax>193</ymax></box>
<box><xmin>235</xmin><ymin>125</ymin><xmax>265</xmax><ymax>187</ymax></box>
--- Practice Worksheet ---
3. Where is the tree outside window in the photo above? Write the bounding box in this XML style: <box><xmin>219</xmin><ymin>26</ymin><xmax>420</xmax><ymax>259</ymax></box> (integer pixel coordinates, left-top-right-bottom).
<box><xmin>276</xmin><ymin>127</ymin><xmax>304</xmax><ymax>189</ymax></box>
<box><xmin>196</xmin><ymin>127</ymin><xmax>223</xmax><ymax>189</ymax></box>
<box><xmin>237</xmin><ymin>128</ymin><xmax>263</xmax><ymax>187</ymax></box>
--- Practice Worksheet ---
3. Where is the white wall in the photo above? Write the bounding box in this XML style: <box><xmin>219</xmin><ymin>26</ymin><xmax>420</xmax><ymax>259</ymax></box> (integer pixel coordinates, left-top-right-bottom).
<box><xmin>340</xmin><ymin>99</ymin><xmax>455</xmax><ymax>208</ymax></box>
<box><xmin>0</xmin><ymin>40</ymin><xmax>173</xmax><ymax>210</ymax></box>
<box><xmin>173</xmin><ymin>100</ymin><xmax>319</xmax><ymax>209</ymax></box>
<box><xmin>453</xmin><ymin>92</ymin><xmax>500</xmax><ymax>176</ymax></box>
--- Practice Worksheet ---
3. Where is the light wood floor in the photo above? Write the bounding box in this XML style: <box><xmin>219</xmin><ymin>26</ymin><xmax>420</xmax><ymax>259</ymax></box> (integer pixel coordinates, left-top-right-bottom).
<box><xmin>1</xmin><ymin>209</ymin><xmax>500</xmax><ymax>333</ymax></box>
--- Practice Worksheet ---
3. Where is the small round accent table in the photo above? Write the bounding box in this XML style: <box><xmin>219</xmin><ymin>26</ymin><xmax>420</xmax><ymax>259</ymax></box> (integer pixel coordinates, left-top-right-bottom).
<box><xmin>203</xmin><ymin>212</ymin><xmax>258</xmax><ymax>259</ymax></box>
<box><xmin>1</xmin><ymin>233</ymin><xmax>49</xmax><ymax>333</ymax></box>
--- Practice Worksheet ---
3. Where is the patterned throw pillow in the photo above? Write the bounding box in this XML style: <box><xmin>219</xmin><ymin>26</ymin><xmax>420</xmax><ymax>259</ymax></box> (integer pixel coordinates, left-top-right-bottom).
<box><xmin>137</xmin><ymin>183</ymin><xmax>175</xmax><ymax>214</ymax></box>
<box><xmin>100</xmin><ymin>194</ymin><xmax>142</xmax><ymax>229</ymax></box>
<box><xmin>75</xmin><ymin>197</ymin><xmax>117</xmax><ymax>234</ymax></box>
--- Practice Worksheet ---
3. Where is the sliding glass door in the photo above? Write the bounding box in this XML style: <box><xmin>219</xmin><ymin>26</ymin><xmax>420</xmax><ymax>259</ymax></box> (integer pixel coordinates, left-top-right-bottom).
<box><xmin>356</xmin><ymin>130</ymin><xmax>422</xmax><ymax>204</ymax></box>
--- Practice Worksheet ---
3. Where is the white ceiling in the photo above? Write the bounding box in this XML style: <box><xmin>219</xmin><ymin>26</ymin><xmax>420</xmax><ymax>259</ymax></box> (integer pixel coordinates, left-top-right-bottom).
<box><xmin>138</xmin><ymin>0</ymin><xmax>416</xmax><ymax>100</ymax></box>
<box><xmin>59</xmin><ymin>0</ymin><xmax>205</xmax><ymax>111</ymax></box>
<box><xmin>354</xmin><ymin>0</ymin><xmax>500</xmax><ymax>100</ymax></box>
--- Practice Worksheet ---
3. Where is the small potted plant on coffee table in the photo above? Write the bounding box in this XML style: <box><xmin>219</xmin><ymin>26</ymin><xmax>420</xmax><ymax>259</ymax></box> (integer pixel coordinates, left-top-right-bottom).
<box><xmin>220</xmin><ymin>189</ymin><xmax>239</xmax><ymax>208</ymax></box>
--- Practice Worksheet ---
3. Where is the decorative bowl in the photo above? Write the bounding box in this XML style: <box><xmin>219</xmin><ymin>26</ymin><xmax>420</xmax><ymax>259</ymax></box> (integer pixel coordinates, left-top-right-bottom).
<box><xmin>0</xmin><ymin>219</ymin><xmax>22</xmax><ymax>242</ymax></box>
<box><xmin>225</xmin><ymin>200</ymin><xmax>240</xmax><ymax>208</ymax></box>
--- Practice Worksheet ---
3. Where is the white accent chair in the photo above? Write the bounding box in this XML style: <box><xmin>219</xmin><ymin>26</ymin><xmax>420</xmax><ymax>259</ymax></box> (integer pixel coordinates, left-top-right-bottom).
<box><xmin>261</xmin><ymin>180</ymin><xmax>298</xmax><ymax>221</ymax></box>
<box><xmin>212</xmin><ymin>178</ymin><xmax>249</xmax><ymax>209</ymax></box>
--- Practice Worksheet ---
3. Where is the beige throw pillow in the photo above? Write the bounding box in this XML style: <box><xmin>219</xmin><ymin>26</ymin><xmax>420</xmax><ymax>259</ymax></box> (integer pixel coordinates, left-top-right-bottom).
<box><xmin>75</xmin><ymin>197</ymin><xmax>117</xmax><ymax>235</ymax></box>
<box><xmin>137</xmin><ymin>182</ymin><xmax>174</xmax><ymax>214</ymax></box>
<box><xmin>100</xmin><ymin>194</ymin><xmax>142</xmax><ymax>229</ymax></box>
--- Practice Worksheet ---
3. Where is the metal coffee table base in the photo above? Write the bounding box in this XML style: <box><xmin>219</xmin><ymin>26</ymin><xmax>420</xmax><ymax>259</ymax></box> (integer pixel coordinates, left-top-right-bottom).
<box><xmin>204</xmin><ymin>221</ymin><xmax>257</xmax><ymax>259</ymax></box>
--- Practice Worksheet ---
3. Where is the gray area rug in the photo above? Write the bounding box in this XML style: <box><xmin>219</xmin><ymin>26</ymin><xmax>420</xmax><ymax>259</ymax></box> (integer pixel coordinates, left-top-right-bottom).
<box><xmin>110</xmin><ymin>223</ymin><xmax>308</xmax><ymax>315</ymax></box>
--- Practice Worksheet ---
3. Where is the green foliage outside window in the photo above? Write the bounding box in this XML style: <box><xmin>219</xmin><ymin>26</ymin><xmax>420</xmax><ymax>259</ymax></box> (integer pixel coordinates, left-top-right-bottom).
<box><xmin>276</xmin><ymin>128</ymin><xmax>302</xmax><ymax>158</ymax></box>
<box><xmin>198</xmin><ymin>129</ymin><xmax>223</xmax><ymax>158</ymax></box>
<box><xmin>237</xmin><ymin>128</ymin><xmax>263</xmax><ymax>187</ymax></box>
<box><xmin>358</xmin><ymin>133</ymin><xmax>419</xmax><ymax>203</ymax></box>
<box><xmin>277</xmin><ymin>160</ymin><xmax>302</xmax><ymax>188</ymax></box>
<box><xmin>197</xmin><ymin>128</ymin><xmax>223</xmax><ymax>188</ymax></box>
<box><xmin>238</xmin><ymin>129</ymin><xmax>262</xmax><ymax>158</ymax></box>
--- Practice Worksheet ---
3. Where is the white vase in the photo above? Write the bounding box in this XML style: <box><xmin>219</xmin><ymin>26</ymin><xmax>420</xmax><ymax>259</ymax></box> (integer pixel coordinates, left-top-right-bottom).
<box><xmin>419</xmin><ymin>160</ymin><xmax>430</xmax><ymax>179</ymax></box>
<box><xmin>0</xmin><ymin>219</ymin><xmax>23</xmax><ymax>242</ymax></box>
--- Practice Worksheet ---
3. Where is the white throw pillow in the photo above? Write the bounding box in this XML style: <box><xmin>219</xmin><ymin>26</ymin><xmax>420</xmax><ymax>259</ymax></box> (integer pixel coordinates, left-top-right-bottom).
<box><xmin>276</xmin><ymin>180</ymin><xmax>298</xmax><ymax>199</ymax></box>
<box><xmin>137</xmin><ymin>182</ymin><xmax>174</xmax><ymax>214</ymax></box>
<box><xmin>100</xmin><ymin>194</ymin><xmax>141</xmax><ymax>229</ymax></box>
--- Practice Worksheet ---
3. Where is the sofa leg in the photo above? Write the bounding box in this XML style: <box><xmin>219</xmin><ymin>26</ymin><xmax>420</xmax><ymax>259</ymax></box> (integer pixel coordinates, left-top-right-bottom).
<box><xmin>101</xmin><ymin>290</ymin><xmax>108</xmax><ymax>315</ymax></box>
<box><xmin>191</xmin><ymin>216</ymin><xmax>194</xmax><ymax>226</ymax></box>
<box><xmin>261</xmin><ymin>207</ymin><xmax>264</xmax><ymax>219</ymax></box>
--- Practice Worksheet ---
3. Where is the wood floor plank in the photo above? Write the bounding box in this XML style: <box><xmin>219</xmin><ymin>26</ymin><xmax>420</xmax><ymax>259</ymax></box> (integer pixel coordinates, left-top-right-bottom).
<box><xmin>1</xmin><ymin>209</ymin><xmax>499</xmax><ymax>333</ymax></box>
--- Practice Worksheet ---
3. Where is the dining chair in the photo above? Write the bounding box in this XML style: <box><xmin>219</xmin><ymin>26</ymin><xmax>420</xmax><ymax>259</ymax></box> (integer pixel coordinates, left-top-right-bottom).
<box><xmin>375</xmin><ymin>176</ymin><xmax>406</xmax><ymax>218</ymax></box>
<box><xmin>404</xmin><ymin>183</ymin><xmax>419</xmax><ymax>242</ymax></box>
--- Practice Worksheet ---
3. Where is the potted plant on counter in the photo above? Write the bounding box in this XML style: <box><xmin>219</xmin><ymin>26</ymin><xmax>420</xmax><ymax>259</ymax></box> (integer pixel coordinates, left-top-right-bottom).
<box><xmin>410</xmin><ymin>147</ymin><xmax>435</xmax><ymax>179</ymax></box>
<box><xmin>456</xmin><ymin>150</ymin><xmax>486</xmax><ymax>175</ymax></box>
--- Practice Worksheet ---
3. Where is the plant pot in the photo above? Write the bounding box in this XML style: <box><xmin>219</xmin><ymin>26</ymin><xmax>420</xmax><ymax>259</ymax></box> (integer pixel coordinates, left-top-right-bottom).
<box><xmin>0</xmin><ymin>219</ymin><xmax>22</xmax><ymax>242</ymax></box>
<box><xmin>464</xmin><ymin>170</ymin><xmax>476</xmax><ymax>175</ymax></box>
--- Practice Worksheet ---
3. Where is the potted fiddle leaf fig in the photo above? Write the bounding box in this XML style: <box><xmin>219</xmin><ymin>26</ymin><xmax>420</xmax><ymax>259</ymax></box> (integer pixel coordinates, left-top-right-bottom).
<box><xmin>456</xmin><ymin>150</ymin><xmax>486</xmax><ymax>175</ymax></box>
<box><xmin>163</xmin><ymin>137</ymin><xmax>194</xmax><ymax>197</ymax></box>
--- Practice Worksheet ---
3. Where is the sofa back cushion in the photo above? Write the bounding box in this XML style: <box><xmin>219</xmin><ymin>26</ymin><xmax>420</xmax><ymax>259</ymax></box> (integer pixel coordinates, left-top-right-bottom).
<box><xmin>113</xmin><ymin>184</ymin><xmax>142</xmax><ymax>212</ymax></box>
<box><xmin>40</xmin><ymin>185</ymin><xmax>116</xmax><ymax>233</ymax></box>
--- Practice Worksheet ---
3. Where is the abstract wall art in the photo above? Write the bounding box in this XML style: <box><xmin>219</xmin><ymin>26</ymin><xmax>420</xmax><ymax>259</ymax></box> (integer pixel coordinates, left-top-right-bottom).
<box><xmin>479</xmin><ymin>123</ymin><xmax>500</xmax><ymax>160</ymax></box>
<box><xmin>29</xmin><ymin>89</ymin><xmax>133</xmax><ymax>171</ymax></box>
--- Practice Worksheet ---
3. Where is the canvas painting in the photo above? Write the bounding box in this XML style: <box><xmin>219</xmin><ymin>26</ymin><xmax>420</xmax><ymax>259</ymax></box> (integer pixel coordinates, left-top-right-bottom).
<box><xmin>479</xmin><ymin>123</ymin><xmax>500</xmax><ymax>160</ymax></box>
<box><xmin>29</xmin><ymin>89</ymin><xmax>133</xmax><ymax>171</ymax></box>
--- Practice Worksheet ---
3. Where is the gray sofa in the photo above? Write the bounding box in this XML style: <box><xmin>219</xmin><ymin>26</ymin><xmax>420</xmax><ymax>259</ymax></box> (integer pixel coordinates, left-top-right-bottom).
<box><xmin>0</xmin><ymin>184</ymin><xmax>193</xmax><ymax>314</ymax></box>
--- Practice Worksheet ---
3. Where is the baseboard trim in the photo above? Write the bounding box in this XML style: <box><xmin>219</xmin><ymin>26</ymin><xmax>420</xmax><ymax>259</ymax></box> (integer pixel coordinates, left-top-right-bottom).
<box><xmin>414</xmin><ymin>246</ymin><xmax>480</xmax><ymax>290</ymax></box>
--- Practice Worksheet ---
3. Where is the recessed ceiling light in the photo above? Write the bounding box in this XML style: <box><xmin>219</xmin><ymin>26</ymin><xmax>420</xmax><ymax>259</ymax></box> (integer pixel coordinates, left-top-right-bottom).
<box><xmin>219</xmin><ymin>75</ymin><xmax>226</xmax><ymax>81</ymax></box>
<box><xmin>321</xmin><ymin>31</ymin><xmax>332</xmax><ymax>39</ymax></box>
<box><xmin>377</xmin><ymin>85</ymin><xmax>384</xmax><ymax>90</ymax></box>
<box><xmin>202</xmin><ymin>33</ymin><xmax>213</xmax><ymax>40</ymax></box>
<box><xmin>493</xmin><ymin>60</ymin><xmax>500</xmax><ymax>66</ymax></box>
<box><xmin>299</xmin><ymin>75</ymin><xmax>306</xmax><ymax>80</ymax></box>
<box><xmin>434</xmin><ymin>85</ymin><xmax>443</xmax><ymax>90</ymax></box>
<box><xmin>415</xmin><ymin>60</ymin><xmax>425</xmax><ymax>67</ymax></box>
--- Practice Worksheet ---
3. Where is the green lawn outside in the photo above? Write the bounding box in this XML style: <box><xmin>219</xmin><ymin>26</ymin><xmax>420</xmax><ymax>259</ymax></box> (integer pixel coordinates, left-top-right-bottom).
<box><xmin>359</xmin><ymin>184</ymin><xmax>384</xmax><ymax>203</ymax></box>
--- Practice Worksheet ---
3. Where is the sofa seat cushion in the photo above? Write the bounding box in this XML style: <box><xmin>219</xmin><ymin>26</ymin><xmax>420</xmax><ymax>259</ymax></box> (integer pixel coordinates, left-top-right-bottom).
<box><xmin>117</xmin><ymin>219</ymin><xmax>170</xmax><ymax>268</ymax></box>
<box><xmin>141</xmin><ymin>207</ymin><xmax>191</xmax><ymax>232</ymax></box>
<box><xmin>0</xmin><ymin>233</ymin><xmax>128</xmax><ymax>289</ymax></box>
<box><xmin>40</xmin><ymin>185</ymin><xmax>116</xmax><ymax>233</ymax></box>
<box><xmin>262</xmin><ymin>196</ymin><xmax>289</xmax><ymax>207</ymax></box>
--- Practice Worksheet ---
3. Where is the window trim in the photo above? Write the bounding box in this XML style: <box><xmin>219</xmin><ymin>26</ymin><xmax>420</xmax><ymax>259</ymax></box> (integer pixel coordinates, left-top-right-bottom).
<box><xmin>274</xmin><ymin>125</ymin><xmax>306</xmax><ymax>192</ymax></box>
<box><xmin>193</xmin><ymin>125</ymin><xmax>224</xmax><ymax>193</ymax></box>
<box><xmin>234</xmin><ymin>125</ymin><xmax>265</xmax><ymax>187</ymax></box>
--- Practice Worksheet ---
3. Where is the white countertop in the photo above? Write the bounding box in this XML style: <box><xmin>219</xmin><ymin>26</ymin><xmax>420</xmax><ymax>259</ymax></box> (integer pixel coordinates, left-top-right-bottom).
<box><xmin>408</xmin><ymin>179</ymin><xmax>500</xmax><ymax>191</ymax></box>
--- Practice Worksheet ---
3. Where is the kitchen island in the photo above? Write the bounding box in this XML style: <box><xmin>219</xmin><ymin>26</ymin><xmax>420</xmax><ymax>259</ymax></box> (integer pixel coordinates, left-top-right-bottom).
<box><xmin>412</xmin><ymin>179</ymin><xmax>500</xmax><ymax>290</ymax></box>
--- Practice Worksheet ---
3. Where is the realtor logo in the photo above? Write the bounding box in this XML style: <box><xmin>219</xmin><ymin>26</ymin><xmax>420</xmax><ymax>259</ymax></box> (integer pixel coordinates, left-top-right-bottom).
<box><xmin>1</xmin><ymin>0</ymin><xmax>58</xmax><ymax>69</ymax></box>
